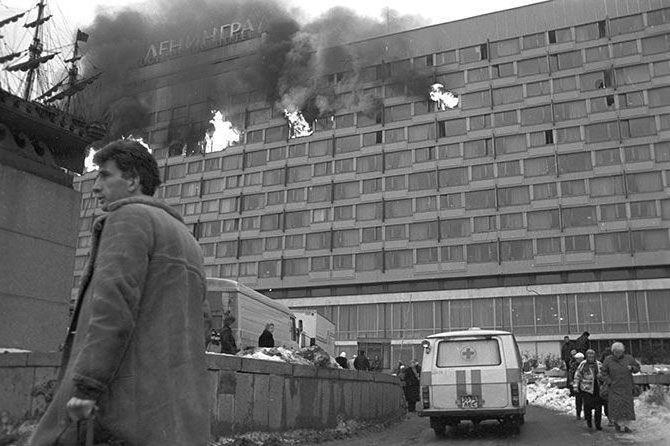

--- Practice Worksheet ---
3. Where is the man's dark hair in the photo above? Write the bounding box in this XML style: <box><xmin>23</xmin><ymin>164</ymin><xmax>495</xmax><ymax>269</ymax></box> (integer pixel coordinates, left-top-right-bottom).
<box><xmin>93</xmin><ymin>139</ymin><xmax>161</xmax><ymax>195</ymax></box>
<box><xmin>583</xmin><ymin>331</ymin><xmax>590</xmax><ymax>337</ymax></box>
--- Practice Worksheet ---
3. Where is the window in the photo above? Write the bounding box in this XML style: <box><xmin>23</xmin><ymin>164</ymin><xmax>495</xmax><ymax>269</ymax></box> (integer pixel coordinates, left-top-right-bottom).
<box><xmin>244</xmin><ymin>172</ymin><xmax>261</xmax><ymax>186</ymax></box>
<box><xmin>312</xmin><ymin>208</ymin><xmax>329</xmax><ymax>223</ymax></box>
<box><xmin>468</xmin><ymin>66</ymin><xmax>489</xmax><ymax>82</ymax></box>
<box><xmin>595</xmin><ymin>148</ymin><xmax>621</xmax><ymax>166</ymax></box>
<box><xmin>642</xmin><ymin>33</ymin><xmax>670</xmax><ymax>55</ymax></box>
<box><xmin>494</xmin><ymin>110</ymin><xmax>518</xmax><ymax>127</ymax></box>
<box><xmin>518</xmin><ymin>57</ymin><xmax>548</xmax><ymax>77</ymax></box>
<box><xmin>385</xmin><ymin>250</ymin><xmax>413</xmax><ymax>269</ymax></box>
<box><xmin>554</xmin><ymin>100</ymin><xmax>587</xmax><ymax>121</ymax></box>
<box><xmin>268</xmin><ymin>147</ymin><xmax>286</xmax><ymax>161</ymax></box>
<box><xmin>240</xmin><ymin>238</ymin><xmax>263</xmax><ymax>256</ymax></box>
<box><xmin>624</xmin><ymin>144</ymin><xmax>651</xmax><ymax>162</ymax></box>
<box><xmin>385</xmin><ymin>128</ymin><xmax>406</xmax><ymax>143</ymax></box>
<box><xmin>334</xmin><ymin>181</ymin><xmax>360</xmax><ymax>199</ymax></box>
<box><xmin>627</xmin><ymin>172</ymin><xmax>663</xmax><ymax>193</ymax></box>
<box><xmin>335</xmin><ymin>135</ymin><xmax>360</xmax><ymax>154</ymax></box>
<box><xmin>356</xmin><ymin>203</ymin><xmax>382</xmax><ymax>221</ymax></box>
<box><xmin>333</xmin><ymin>229</ymin><xmax>359</xmax><ymax>248</ymax></box>
<box><xmin>466</xmin><ymin>189</ymin><xmax>496</xmax><ymax>210</ymax></box>
<box><xmin>335</xmin><ymin>114</ymin><xmax>354</xmax><ymax>129</ymax></box>
<box><xmin>492</xmin><ymin>62</ymin><xmax>514</xmax><ymax>78</ymax></box>
<box><xmin>590</xmin><ymin>95</ymin><xmax>615</xmax><ymax>113</ymax></box>
<box><xmin>415</xmin><ymin>146</ymin><xmax>436</xmax><ymax>163</ymax></box>
<box><xmin>648</xmin><ymin>8</ymin><xmax>670</xmax><ymax>26</ymax></box>
<box><xmin>416</xmin><ymin>247</ymin><xmax>438</xmax><ymax>264</ymax></box>
<box><xmin>580</xmin><ymin>70</ymin><xmax>613</xmax><ymax>91</ymax></box>
<box><xmin>630</xmin><ymin>200</ymin><xmax>658</xmax><ymax>219</ymax></box>
<box><xmin>498</xmin><ymin>160</ymin><xmax>521</xmax><ymax>177</ymax></box>
<box><xmin>287</xmin><ymin>165</ymin><xmax>310</xmax><ymax>183</ymax></box>
<box><xmin>563</xmin><ymin>206</ymin><xmax>596</xmax><ymax>227</ymax></box>
<box><xmin>649</xmin><ymin>86</ymin><xmax>670</xmax><ymax>108</ymax></box>
<box><xmin>441</xmin><ymin>218</ymin><xmax>470</xmax><ymax>238</ymax></box>
<box><xmin>309</xmin><ymin>139</ymin><xmax>332</xmax><ymax>157</ymax></box>
<box><xmin>615</xmin><ymin>65</ymin><xmax>651</xmax><ymax>86</ymax></box>
<box><xmin>631</xmin><ymin>229</ymin><xmax>670</xmax><ymax>251</ymax></box>
<box><xmin>469</xmin><ymin>114</ymin><xmax>491</xmax><ymax>131</ymax></box>
<box><xmin>241</xmin><ymin>216</ymin><xmax>259</xmax><ymax>231</ymax></box>
<box><xmin>334</xmin><ymin>205</ymin><xmax>353</xmax><ymax>221</ymax></box>
<box><xmin>501</xmin><ymin>240</ymin><xmax>533</xmax><ymax>261</ymax></box>
<box><xmin>474</xmin><ymin>215</ymin><xmax>497</xmax><ymax>233</ymax></box>
<box><xmin>258</xmin><ymin>260</ymin><xmax>280</xmax><ymax>278</ymax></box>
<box><xmin>409</xmin><ymin>171</ymin><xmax>437</xmax><ymax>191</ymax></box>
<box><xmin>288</xmin><ymin>143</ymin><xmax>306</xmax><ymax>158</ymax></box>
<box><xmin>585</xmin><ymin>121</ymin><xmax>619</xmax><ymax>143</ymax></box>
<box><xmin>358</xmin><ymin>154</ymin><xmax>385</xmax><ymax>173</ymax></box>
<box><xmin>555</xmin><ymin>126</ymin><xmax>581</xmax><ymax>144</ymax></box>
<box><xmin>385</xmin><ymin>151</ymin><xmax>412</xmax><ymax>170</ymax></box>
<box><xmin>334</xmin><ymin>158</ymin><xmax>354</xmax><ymax>174</ymax></box>
<box><xmin>216</xmin><ymin>240</ymin><xmax>237</xmax><ymax>257</ymax></box>
<box><xmin>492</xmin><ymin>85</ymin><xmax>523</xmax><ymax>105</ymax></box>
<box><xmin>266</xmin><ymin>191</ymin><xmax>284</xmax><ymax>205</ymax></box>
<box><xmin>656</xmin><ymin>142</ymin><xmax>670</xmax><ymax>162</ymax></box>
<box><xmin>362</xmin><ymin>131</ymin><xmax>383</xmax><ymax>147</ymax></box>
<box><xmin>565</xmin><ymin>235</ymin><xmax>590</xmax><ymax>252</ymax></box>
<box><xmin>306</xmin><ymin>232</ymin><xmax>330</xmax><ymax>250</ymax></box>
<box><xmin>490</xmin><ymin>38</ymin><xmax>520</xmax><ymax>58</ymax></box>
<box><xmin>408</xmin><ymin>123</ymin><xmax>436</xmax><ymax>142</ymax></box>
<box><xmin>496</xmin><ymin>135</ymin><xmax>526</xmax><ymax>157</ymax></box>
<box><xmin>438</xmin><ymin>245</ymin><xmax>463</xmax><ymax>263</ymax></box>
<box><xmin>314</xmin><ymin>161</ymin><xmax>332</xmax><ymax>176</ymax></box>
<box><xmin>521</xmin><ymin>105</ymin><xmax>552</xmax><ymax>125</ymax></box>
<box><xmin>525</xmin><ymin>156</ymin><xmax>556</xmax><ymax>177</ymax></box>
<box><xmin>595</xmin><ymin>232</ymin><xmax>630</xmax><ymax>254</ymax></box>
<box><xmin>610</xmin><ymin>14</ymin><xmax>643</xmax><ymax>36</ymax></box>
<box><xmin>561</xmin><ymin>179</ymin><xmax>586</xmax><ymax>196</ymax></box>
<box><xmin>409</xmin><ymin>221</ymin><xmax>438</xmax><ymax>241</ymax></box>
<box><xmin>285</xmin><ymin>234</ymin><xmax>304</xmax><ymax>250</ymax></box>
<box><xmin>548</xmin><ymin>28</ymin><xmax>571</xmax><ymax>44</ymax></box>
<box><xmin>585</xmin><ymin>45</ymin><xmax>609</xmax><ymax>62</ymax></box>
<box><xmin>385</xmin><ymin>199</ymin><xmax>412</xmax><ymax>219</ymax></box>
<box><xmin>461</xmin><ymin>90</ymin><xmax>491</xmax><ymax>110</ymax></box>
<box><xmin>467</xmin><ymin>242</ymin><xmax>498</xmax><ymax>263</ymax></box>
<box><xmin>549</xmin><ymin>50</ymin><xmax>582</xmax><ymax>71</ymax></box>
<box><xmin>621</xmin><ymin>117</ymin><xmax>656</xmax><ymax>138</ymax></box>
<box><xmin>553</xmin><ymin>75</ymin><xmax>578</xmax><ymax>93</ymax></box>
<box><xmin>537</xmin><ymin>237</ymin><xmax>561</xmax><ymax>255</ymax></box>
<box><xmin>500</xmin><ymin>213</ymin><xmax>524</xmax><ymax>230</ymax></box>
<box><xmin>575</xmin><ymin>21</ymin><xmax>606</xmax><ymax>42</ymax></box>
<box><xmin>438</xmin><ymin>143</ymin><xmax>461</xmax><ymax>159</ymax></box>
<box><xmin>463</xmin><ymin>138</ymin><xmax>493</xmax><ymax>159</ymax></box>
<box><xmin>436</xmin><ymin>50</ymin><xmax>457</xmax><ymax>65</ymax></box>
<box><xmin>472</xmin><ymin>163</ymin><xmax>494</xmax><ymax>181</ymax></box>
<box><xmin>311</xmin><ymin>256</ymin><xmax>331</xmax><ymax>272</ymax></box>
<box><xmin>439</xmin><ymin>118</ymin><xmax>467</xmax><ymax>138</ymax></box>
<box><xmin>613</xmin><ymin>40</ymin><xmax>638</xmax><ymax>58</ymax></box>
<box><xmin>498</xmin><ymin>186</ymin><xmax>530</xmax><ymax>207</ymax></box>
<box><xmin>362</xmin><ymin>227</ymin><xmax>382</xmax><ymax>243</ymax></box>
<box><xmin>286</xmin><ymin>188</ymin><xmax>305</xmax><ymax>203</ymax></box>
<box><xmin>590</xmin><ymin>175</ymin><xmax>625</xmax><ymax>197</ymax></box>
<box><xmin>239</xmin><ymin>262</ymin><xmax>257</xmax><ymax>277</ymax></box>
<box><xmin>438</xmin><ymin>167</ymin><xmax>467</xmax><ymax>187</ymax></box>
<box><xmin>526</xmin><ymin>80</ymin><xmax>550</xmax><ymax>97</ymax></box>
<box><xmin>384</xmin><ymin>175</ymin><xmax>405</xmax><ymax>192</ymax></box>
<box><xmin>558</xmin><ymin>152</ymin><xmax>592</xmax><ymax>174</ymax></box>
<box><xmin>263</xmin><ymin>168</ymin><xmax>284</xmax><ymax>186</ymax></box>
<box><xmin>285</xmin><ymin>210</ymin><xmax>309</xmax><ymax>228</ymax></box>
<box><xmin>355</xmin><ymin>252</ymin><xmax>383</xmax><ymax>271</ymax></box>
<box><xmin>385</xmin><ymin>104</ymin><xmax>411</xmax><ymax>123</ymax></box>
<box><xmin>528</xmin><ymin>210</ymin><xmax>560</xmax><ymax>230</ymax></box>
<box><xmin>600</xmin><ymin>203</ymin><xmax>627</xmax><ymax>221</ymax></box>
<box><xmin>261</xmin><ymin>214</ymin><xmax>281</xmax><ymax>231</ymax></box>
<box><xmin>440</xmin><ymin>193</ymin><xmax>463</xmax><ymax>209</ymax></box>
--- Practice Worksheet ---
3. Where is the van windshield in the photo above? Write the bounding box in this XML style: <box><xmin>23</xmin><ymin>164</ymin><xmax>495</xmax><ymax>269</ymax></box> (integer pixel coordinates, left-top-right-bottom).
<box><xmin>436</xmin><ymin>338</ymin><xmax>502</xmax><ymax>367</ymax></box>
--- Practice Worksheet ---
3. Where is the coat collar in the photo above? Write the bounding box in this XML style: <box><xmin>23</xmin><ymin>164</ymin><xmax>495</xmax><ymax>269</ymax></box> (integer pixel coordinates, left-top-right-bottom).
<box><xmin>101</xmin><ymin>195</ymin><xmax>184</xmax><ymax>223</ymax></box>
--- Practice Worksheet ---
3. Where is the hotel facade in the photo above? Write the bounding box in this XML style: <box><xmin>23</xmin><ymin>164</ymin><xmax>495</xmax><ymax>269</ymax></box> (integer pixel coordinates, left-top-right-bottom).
<box><xmin>74</xmin><ymin>0</ymin><xmax>670</xmax><ymax>365</ymax></box>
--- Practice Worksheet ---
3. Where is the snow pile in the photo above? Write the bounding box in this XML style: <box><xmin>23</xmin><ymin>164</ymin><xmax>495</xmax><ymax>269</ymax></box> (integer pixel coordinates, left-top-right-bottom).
<box><xmin>624</xmin><ymin>386</ymin><xmax>670</xmax><ymax>445</ymax></box>
<box><xmin>237</xmin><ymin>346</ymin><xmax>340</xmax><ymax>369</ymax></box>
<box><xmin>526</xmin><ymin>379</ymin><xmax>573</xmax><ymax>413</ymax></box>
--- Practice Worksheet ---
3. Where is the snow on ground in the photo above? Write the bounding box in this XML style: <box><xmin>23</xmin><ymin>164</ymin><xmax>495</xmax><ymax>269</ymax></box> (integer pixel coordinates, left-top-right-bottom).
<box><xmin>528</xmin><ymin>380</ymin><xmax>670</xmax><ymax>445</ymax></box>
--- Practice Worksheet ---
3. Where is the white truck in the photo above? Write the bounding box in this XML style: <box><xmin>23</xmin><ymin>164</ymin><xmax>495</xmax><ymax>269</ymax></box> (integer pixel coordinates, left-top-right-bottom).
<box><xmin>292</xmin><ymin>310</ymin><xmax>336</xmax><ymax>355</ymax></box>
<box><xmin>206</xmin><ymin>278</ymin><xmax>298</xmax><ymax>350</ymax></box>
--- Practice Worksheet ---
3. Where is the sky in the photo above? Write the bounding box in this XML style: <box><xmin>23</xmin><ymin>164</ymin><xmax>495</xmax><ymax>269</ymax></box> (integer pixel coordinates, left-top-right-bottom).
<box><xmin>2</xmin><ymin>0</ymin><xmax>545</xmax><ymax>30</ymax></box>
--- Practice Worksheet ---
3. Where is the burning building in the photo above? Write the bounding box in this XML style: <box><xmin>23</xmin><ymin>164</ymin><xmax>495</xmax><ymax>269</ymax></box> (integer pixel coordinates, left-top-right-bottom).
<box><xmin>74</xmin><ymin>0</ymin><xmax>670</xmax><ymax>366</ymax></box>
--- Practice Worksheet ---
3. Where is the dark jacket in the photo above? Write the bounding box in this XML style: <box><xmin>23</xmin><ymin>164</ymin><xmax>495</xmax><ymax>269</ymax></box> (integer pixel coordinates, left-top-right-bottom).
<box><xmin>561</xmin><ymin>340</ymin><xmax>575</xmax><ymax>364</ymax></box>
<box><xmin>402</xmin><ymin>365</ymin><xmax>421</xmax><ymax>403</ymax></box>
<box><xmin>335</xmin><ymin>356</ymin><xmax>349</xmax><ymax>369</ymax></box>
<box><xmin>30</xmin><ymin>197</ymin><xmax>210</xmax><ymax>446</ymax></box>
<box><xmin>219</xmin><ymin>326</ymin><xmax>238</xmax><ymax>354</ymax></box>
<box><xmin>353</xmin><ymin>355</ymin><xmax>371</xmax><ymax>371</ymax></box>
<box><xmin>574</xmin><ymin>334</ymin><xmax>590</xmax><ymax>354</ymax></box>
<box><xmin>258</xmin><ymin>329</ymin><xmax>275</xmax><ymax>348</ymax></box>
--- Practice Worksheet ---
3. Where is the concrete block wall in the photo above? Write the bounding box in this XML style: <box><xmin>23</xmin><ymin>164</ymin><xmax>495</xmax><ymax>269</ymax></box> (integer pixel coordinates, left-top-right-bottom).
<box><xmin>0</xmin><ymin>352</ymin><xmax>404</xmax><ymax>437</ymax></box>
<box><xmin>206</xmin><ymin>354</ymin><xmax>404</xmax><ymax>436</ymax></box>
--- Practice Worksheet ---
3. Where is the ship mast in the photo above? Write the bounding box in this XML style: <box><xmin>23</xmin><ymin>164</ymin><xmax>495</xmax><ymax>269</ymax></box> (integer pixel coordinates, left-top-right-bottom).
<box><xmin>23</xmin><ymin>0</ymin><xmax>46</xmax><ymax>100</ymax></box>
<box><xmin>65</xmin><ymin>38</ymin><xmax>80</xmax><ymax>112</ymax></box>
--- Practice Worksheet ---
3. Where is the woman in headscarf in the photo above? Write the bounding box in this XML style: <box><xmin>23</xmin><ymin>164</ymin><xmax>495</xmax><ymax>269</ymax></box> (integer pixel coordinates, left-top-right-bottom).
<box><xmin>573</xmin><ymin>349</ymin><xmax>603</xmax><ymax>430</ymax></box>
<box><xmin>600</xmin><ymin>342</ymin><xmax>640</xmax><ymax>433</ymax></box>
<box><xmin>258</xmin><ymin>323</ymin><xmax>275</xmax><ymax>348</ymax></box>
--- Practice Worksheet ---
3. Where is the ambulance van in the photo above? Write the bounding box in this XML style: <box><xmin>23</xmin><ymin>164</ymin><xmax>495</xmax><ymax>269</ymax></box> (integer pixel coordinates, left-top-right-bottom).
<box><xmin>418</xmin><ymin>328</ymin><xmax>527</xmax><ymax>435</ymax></box>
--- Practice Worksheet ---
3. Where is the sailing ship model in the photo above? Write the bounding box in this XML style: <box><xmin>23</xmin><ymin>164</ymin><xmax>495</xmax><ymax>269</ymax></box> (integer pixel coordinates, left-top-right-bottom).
<box><xmin>0</xmin><ymin>0</ymin><xmax>105</xmax><ymax>174</ymax></box>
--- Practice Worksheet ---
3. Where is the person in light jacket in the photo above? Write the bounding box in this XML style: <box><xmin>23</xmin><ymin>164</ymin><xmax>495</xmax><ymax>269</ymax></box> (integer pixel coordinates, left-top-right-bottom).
<box><xmin>573</xmin><ymin>349</ymin><xmax>604</xmax><ymax>430</ymax></box>
<box><xmin>30</xmin><ymin>140</ymin><xmax>211</xmax><ymax>446</ymax></box>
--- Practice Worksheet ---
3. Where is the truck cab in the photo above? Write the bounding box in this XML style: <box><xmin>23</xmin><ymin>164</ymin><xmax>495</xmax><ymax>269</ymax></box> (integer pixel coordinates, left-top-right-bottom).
<box><xmin>418</xmin><ymin>328</ymin><xmax>526</xmax><ymax>435</ymax></box>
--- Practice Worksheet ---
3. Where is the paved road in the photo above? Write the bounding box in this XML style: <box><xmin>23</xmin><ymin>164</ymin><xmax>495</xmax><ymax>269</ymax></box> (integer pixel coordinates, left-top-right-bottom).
<box><xmin>324</xmin><ymin>407</ymin><xmax>641</xmax><ymax>446</ymax></box>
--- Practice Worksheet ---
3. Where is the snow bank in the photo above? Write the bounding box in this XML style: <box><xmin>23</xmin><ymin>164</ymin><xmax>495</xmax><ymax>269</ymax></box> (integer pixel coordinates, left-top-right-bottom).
<box><xmin>236</xmin><ymin>346</ymin><xmax>341</xmax><ymax>369</ymax></box>
<box><xmin>526</xmin><ymin>379</ymin><xmax>573</xmax><ymax>413</ymax></box>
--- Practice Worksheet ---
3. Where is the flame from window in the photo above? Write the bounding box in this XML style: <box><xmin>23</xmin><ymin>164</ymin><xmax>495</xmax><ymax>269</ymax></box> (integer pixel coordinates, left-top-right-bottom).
<box><xmin>204</xmin><ymin>110</ymin><xmax>241</xmax><ymax>153</ymax></box>
<box><xmin>429</xmin><ymin>83</ymin><xmax>460</xmax><ymax>110</ymax></box>
<box><xmin>285</xmin><ymin>109</ymin><xmax>314</xmax><ymax>138</ymax></box>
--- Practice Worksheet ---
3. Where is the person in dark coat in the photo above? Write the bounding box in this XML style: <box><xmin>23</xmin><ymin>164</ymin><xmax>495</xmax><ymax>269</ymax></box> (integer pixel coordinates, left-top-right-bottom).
<box><xmin>219</xmin><ymin>311</ymin><xmax>238</xmax><ymax>354</ymax></box>
<box><xmin>30</xmin><ymin>140</ymin><xmax>211</xmax><ymax>446</ymax></box>
<box><xmin>574</xmin><ymin>331</ymin><xmax>591</xmax><ymax>354</ymax></box>
<box><xmin>258</xmin><ymin>323</ymin><xmax>275</xmax><ymax>348</ymax></box>
<box><xmin>353</xmin><ymin>350</ymin><xmax>371</xmax><ymax>371</ymax></box>
<box><xmin>561</xmin><ymin>336</ymin><xmax>574</xmax><ymax>370</ymax></box>
<box><xmin>370</xmin><ymin>355</ymin><xmax>382</xmax><ymax>372</ymax></box>
<box><xmin>600</xmin><ymin>342</ymin><xmax>641</xmax><ymax>433</ymax></box>
<box><xmin>335</xmin><ymin>352</ymin><xmax>349</xmax><ymax>369</ymax></box>
<box><xmin>403</xmin><ymin>360</ymin><xmax>421</xmax><ymax>412</ymax></box>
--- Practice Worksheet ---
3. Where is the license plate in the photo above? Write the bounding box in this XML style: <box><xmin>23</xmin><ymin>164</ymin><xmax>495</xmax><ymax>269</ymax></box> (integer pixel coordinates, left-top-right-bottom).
<box><xmin>461</xmin><ymin>395</ymin><xmax>479</xmax><ymax>408</ymax></box>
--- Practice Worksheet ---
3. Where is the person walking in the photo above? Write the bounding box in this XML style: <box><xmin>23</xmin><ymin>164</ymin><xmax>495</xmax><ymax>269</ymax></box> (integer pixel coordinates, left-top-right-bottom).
<box><xmin>258</xmin><ymin>323</ymin><xmax>275</xmax><ymax>348</ymax></box>
<box><xmin>600</xmin><ymin>342</ymin><xmax>641</xmax><ymax>433</ymax></box>
<box><xmin>561</xmin><ymin>336</ymin><xmax>574</xmax><ymax>371</ymax></box>
<box><xmin>219</xmin><ymin>311</ymin><xmax>238</xmax><ymax>355</ymax></box>
<box><xmin>573</xmin><ymin>349</ymin><xmax>604</xmax><ymax>430</ymax></box>
<box><xmin>403</xmin><ymin>360</ymin><xmax>421</xmax><ymax>412</ymax></box>
<box><xmin>574</xmin><ymin>331</ymin><xmax>591</xmax><ymax>354</ymax></box>
<box><xmin>29</xmin><ymin>140</ymin><xmax>211</xmax><ymax>446</ymax></box>
<box><xmin>569</xmin><ymin>352</ymin><xmax>585</xmax><ymax>419</ymax></box>
<box><xmin>335</xmin><ymin>352</ymin><xmax>349</xmax><ymax>369</ymax></box>
<box><xmin>353</xmin><ymin>350</ymin><xmax>371</xmax><ymax>371</ymax></box>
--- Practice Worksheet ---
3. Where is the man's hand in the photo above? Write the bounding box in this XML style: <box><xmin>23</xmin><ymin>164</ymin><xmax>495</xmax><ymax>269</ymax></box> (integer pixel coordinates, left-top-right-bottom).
<box><xmin>66</xmin><ymin>397</ymin><xmax>96</xmax><ymax>421</ymax></box>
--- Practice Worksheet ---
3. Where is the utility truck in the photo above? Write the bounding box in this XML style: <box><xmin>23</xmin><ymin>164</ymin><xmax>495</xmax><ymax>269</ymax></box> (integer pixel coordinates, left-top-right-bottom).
<box><xmin>292</xmin><ymin>310</ymin><xmax>336</xmax><ymax>355</ymax></box>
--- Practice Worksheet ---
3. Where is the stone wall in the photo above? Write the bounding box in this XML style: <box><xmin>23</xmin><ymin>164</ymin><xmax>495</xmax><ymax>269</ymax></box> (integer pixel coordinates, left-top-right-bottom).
<box><xmin>0</xmin><ymin>352</ymin><xmax>404</xmax><ymax>436</ymax></box>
